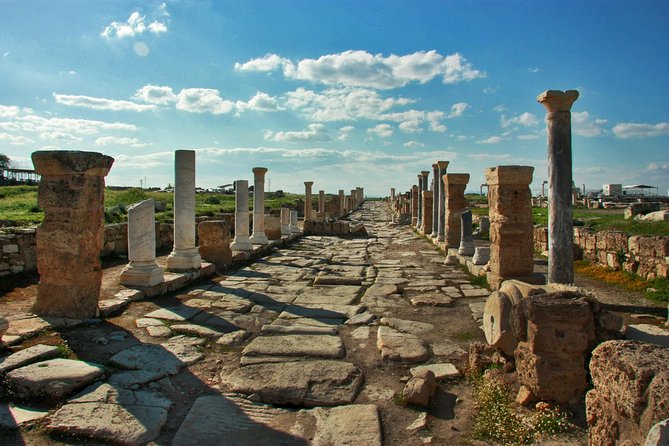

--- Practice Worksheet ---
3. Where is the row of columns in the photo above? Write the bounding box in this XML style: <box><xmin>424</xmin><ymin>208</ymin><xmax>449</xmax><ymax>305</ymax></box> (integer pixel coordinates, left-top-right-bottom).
<box><xmin>303</xmin><ymin>182</ymin><xmax>364</xmax><ymax>221</ymax></box>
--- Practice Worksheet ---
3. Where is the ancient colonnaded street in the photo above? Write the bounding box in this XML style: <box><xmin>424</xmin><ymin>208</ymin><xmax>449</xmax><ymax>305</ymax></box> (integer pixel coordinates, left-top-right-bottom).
<box><xmin>0</xmin><ymin>200</ymin><xmax>509</xmax><ymax>445</ymax></box>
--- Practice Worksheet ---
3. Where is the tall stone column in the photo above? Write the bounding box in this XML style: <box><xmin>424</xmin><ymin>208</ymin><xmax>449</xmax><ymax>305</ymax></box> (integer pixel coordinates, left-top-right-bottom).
<box><xmin>416</xmin><ymin>174</ymin><xmax>424</xmax><ymax>229</ymax></box>
<box><xmin>120</xmin><ymin>198</ymin><xmax>164</xmax><ymax>287</ymax></box>
<box><xmin>458</xmin><ymin>209</ymin><xmax>475</xmax><ymax>256</ymax></box>
<box><xmin>31</xmin><ymin>150</ymin><xmax>114</xmax><ymax>318</ymax></box>
<box><xmin>444</xmin><ymin>173</ymin><xmax>470</xmax><ymax>248</ymax></box>
<box><xmin>230</xmin><ymin>180</ymin><xmax>252</xmax><ymax>251</ymax></box>
<box><xmin>304</xmin><ymin>181</ymin><xmax>314</xmax><ymax>220</ymax></box>
<box><xmin>280</xmin><ymin>208</ymin><xmax>290</xmax><ymax>236</ymax></box>
<box><xmin>390</xmin><ymin>188</ymin><xmax>396</xmax><ymax>204</ymax></box>
<box><xmin>421</xmin><ymin>190</ymin><xmax>433</xmax><ymax>235</ymax></box>
<box><xmin>338</xmin><ymin>190</ymin><xmax>345</xmax><ymax>217</ymax></box>
<box><xmin>410</xmin><ymin>185</ymin><xmax>419</xmax><ymax>227</ymax></box>
<box><xmin>167</xmin><ymin>150</ymin><xmax>201</xmax><ymax>271</ymax></box>
<box><xmin>289</xmin><ymin>210</ymin><xmax>299</xmax><ymax>234</ymax></box>
<box><xmin>358</xmin><ymin>187</ymin><xmax>364</xmax><ymax>205</ymax></box>
<box><xmin>486</xmin><ymin>166</ymin><xmax>539</xmax><ymax>290</ymax></box>
<box><xmin>538</xmin><ymin>89</ymin><xmax>579</xmax><ymax>284</ymax></box>
<box><xmin>350</xmin><ymin>189</ymin><xmax>356</xmax><ymax>210</ymax></box>
<box><xmin>419</xmin><ymin>171</ymin><xmax>429</xmax><ymax>227</ymax></box>
<box><xmin>430</xmin><ymin>164</ymin><xmax>439</xmax><ymax>238</ymax></box>
<box><xmin>318</xmin><ymin>190</ymin><xmax>325</xmax><ymax>216</ymax></box>
<box><xmin>436</xmin><ymin>161</ymin><xmax>449</xmax><ymax>242</ymax></box>
<box><xmin>249</xmin><ymin>167</ymin><xmax>269</xmax><ymax>245</ymax></box>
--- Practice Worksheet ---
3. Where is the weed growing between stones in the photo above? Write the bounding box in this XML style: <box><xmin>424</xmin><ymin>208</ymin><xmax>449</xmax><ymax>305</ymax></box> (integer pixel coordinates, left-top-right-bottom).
<box><xmin>465</xmin><ymin>372</ymin><xmax>570</xmax><ymax>445</ymax></box>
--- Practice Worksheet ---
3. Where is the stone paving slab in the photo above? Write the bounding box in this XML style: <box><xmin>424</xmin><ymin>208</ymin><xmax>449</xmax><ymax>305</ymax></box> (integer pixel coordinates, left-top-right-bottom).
<box><xmin>0</xmin><ymin>404</ymin><xmax>49</xmax><ymax>428</ymax></box>
<box><xmin>0</xmin><ymin>344</ymin><xmax>61</xmax><ymax>374</ymax></box>
<box><xmin>260</xmin><ymin>325</ymin><xmax>338</xmax><ymax>335</ymax></box>
<box><xmin>144</xmin><ymin>305</ymin><xmax>202</xmax><ymax>321</ymax></box>
<box><xmin>242</xmin><ymin>334</ymin><xmax>345</xmax><ymax>359</ymax></box>
<box><xmin>109</xmin><ymin>341</ymin><xmax>203</xmax><ymax>376</ymax></box>
<box><xmin>292</xmin><ymin>404</ymin><xmax>382</xmax><ymax>446</ymax></box>
<box><xmin>224</xmin><ymin>360</ymin><xmax>363</xmax><ymax>407</ymax></box>
<box><xmin>410</xmin><ymin>363</ymin><xmax>460</xmax><ymax>380</ymax></box>
<box><xmin>380</xmin><ymin>317</ymin><xmax>435</xmax><ymax>335</ymax></box>
<box><xmin>377</xmin><ymin>326</ymin><xmax>430</xmax><ymax>363</ymax></box>
<box><xmin>280</xmin><ymin>304</ymin><xmax>363</xmax><ymax>320</ymax></box>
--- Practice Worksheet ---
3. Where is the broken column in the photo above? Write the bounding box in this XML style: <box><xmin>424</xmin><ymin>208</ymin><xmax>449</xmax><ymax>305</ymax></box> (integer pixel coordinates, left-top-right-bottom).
<box><xmin>304</xmin><ymin>181</ymin><xmax>314</xmax><ymax>220</ymax></box>
<box><xmin>280</xmin><ymin>208</ymin><xmax>290</xmax><ymax>236</ymax></box>
<box><xmin>436</xmin><ymin>161</ymin><xmax>449</xmax><ymax>242</ymax></box>
<box><xmin>486</xmin><ymin>166</ymin><xmax>538</xmax><ymax>290</ymax></box>
<box><xmin>458</xmin><ymin>209</ymin><xmax>475</xmax><ymax>256</ymax></box>
<box><xmin>249</xmin><ymin>167</ymin><xmax>269</xmax><ymax>245</ymax></box>
<box><xmin>538</xmin><ymin>90</ymin><xmax>579</xmax><ymax>284</ymax></box>
<box><xmin>120</xmin><ymin>198</ymin><xmax>164</xmax><ymax>287</ymax></box>
<box><xmin>421</xmin><ymin>190</ymin><xmax>433</xmax><ymax>235</ymax></box>
<box><xmin>289</xmin><ymin>210</ymin><xmax>299</xmax><ymax>234</ymax></box>
<box><xmin>444</xmin><ymin>173</ymin><xmax>469</xmax><ymax>248</ymax></box>
<box><xmin>166</xmin><ymin>150</ymin><xmax>201</xmax><ymax>271</ymax></box>
<box><xmin>230</xmin><ymin>179</ymin><xmax>252</xmax><ymax>251</ymax></box>
<box><xmin>318</xmin><ymin>190</ymin><xmax>325</xmax><ymax>219</ymax></box>
<box><xmin>411</xmin><ymin>185</ymin><xmax>419</xmax><ymax>227</ymax></box>
<box><xmin>197</xmin><ymin>220</ymin><xmax>232</xmax><ymax>268</ymax></box>
<box><xmin>338</xmin><ymin>189</ymin><xmax>345</xmax><ymax>217</ymax></box>
<box><xmin>31</xmin><ymin>150</ymin><xmax>114</xmax><ymax>318</ymax></box>
<box><xmin>430</xmin><ymin>164</ymin><xmax>439</xmax><ymax>238</ymax></box>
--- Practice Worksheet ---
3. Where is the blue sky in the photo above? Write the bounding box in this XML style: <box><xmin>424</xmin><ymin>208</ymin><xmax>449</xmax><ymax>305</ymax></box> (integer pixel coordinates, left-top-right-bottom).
<box><xmin>1</xmin><ymin>0</ymin><xmax>668</xmax><ymax>196</ymax></box>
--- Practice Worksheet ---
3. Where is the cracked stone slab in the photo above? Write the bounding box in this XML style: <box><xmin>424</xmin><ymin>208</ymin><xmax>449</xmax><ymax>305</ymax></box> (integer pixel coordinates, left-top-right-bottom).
<box><xmin>278</xmin><ymin>305</ymin><xmax>362</xmax><ymax>320</ymax></box>
<box><xmin>313</xmin><ymin>274</ymin><xmax>362</xmax><ymax>286</ymax></box>
<box><xmin>144</xmin><ymin>305</ymin><xmax>201</xmax><ymax>321</ymax></box>
<box><xmin>224</xmin><ymin>360</ymin><xmax>363</xmax><ymax>407</ymax></box>
<box><xmin>380</xmin><ymin>317</ymin><xmax>434</xmax><ymax>335</ymax></box>
<box><xmin>431</xmin><ymin>341</ymin><xmax>468</xmax><ymax>359</ymax></box>
<box><xmin>292</xmin><ymin>404</ymin><xmax>382</xmax><ymax>446</ymax></box>
<box><xmin>410</xmin><ymin>363</ymin><xmax>460</xmax><ymax>380</ymax></box>
<box><xmin>108</xmin><ymin>370</ymin><xmax>165</xmax><ymax>388</ymax></box>
<box><xmin>109</xmin><ymin>341</ymin><xmax>203</xmax><ymax>376</ymax></box>
<box><xmin>261</xmin><ymin>324</ymin><xmax>338</xmax><ymax>335</ymax></box>
<box><xmin>6</xmin><ymin>358</ymin><xmax>105</xmax><ymax>400</ymax></box>
<box><xmin>0</xmin><ymin>404</ymin><xmax>49</xmax><ymax>428</ymax></box>
<box><xmin>170</xmin><ymin>323</ymin><xmax>230</xmax><ymax>338</ymax></box>
<box><xmin>48</xmin><ymin>383</ymin><xmax>171</xmax><ymax>446</ymax></box>
<box><xmin>377</xmin><ymin>326</ymin><xmax>429</xmax><ymax>363</ymax></box>
<box><xmin>242</xmin><ymin>334</ymin><xmax>344</xmax><ymax>359</ymax></box>
<box><xmin>409</xmin><ymin>294</ymin><xmax>455</xmax><ymax>307</ymax></box>
<box><xmin>461</xmin><ymin>288</ymin><xmax>491</xmax><ymax>298</ymax></box>
<box><xmin>0</xmin><ymin>344</ymin><xmax>61</xmax><ymax>374</ymax></box>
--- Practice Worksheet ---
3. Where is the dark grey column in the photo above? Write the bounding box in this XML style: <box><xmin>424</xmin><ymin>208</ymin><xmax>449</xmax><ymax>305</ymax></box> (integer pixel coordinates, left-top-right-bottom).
<box><xmin>458</xmin><ymin>209</ymin><xmax>475</xmax><ymax>256</ymax></box>
<box><xmin>417</xmin><ymin>174</ymin><xmax>424</xmax><ymax>229</ymax></box>
<box><xmin>430</xmin><ymin>163</ymin><xmax>439</xmax><ymax>238</ymax></box>
<box><xmin>436</xmin><ymin>161</ymin><xmax>449</xmax><ymax>242</ymax></box>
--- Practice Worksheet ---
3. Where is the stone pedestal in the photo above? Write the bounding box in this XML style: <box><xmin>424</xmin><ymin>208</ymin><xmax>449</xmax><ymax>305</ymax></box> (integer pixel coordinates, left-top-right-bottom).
<box><xmin>444</xmin><ymin>173</ymin><xmax>469</xmax><ymax>248</ymax></box>
<box><xmin>472</xmin><ymin>247</ymin><xmax>490</xmax><ymax>265</ymax></box>
<box><xmin>430</xmin><ymin>164</ymin><xmax>439</xmax><ymax>238</ymax></box>
<box><xmin>304</xmin><ymin>182</ymin><xmax>314</xmax><ymax>220</ymax></box>
<box><xmin>458</xmin><ymin>209</ymin><xmax>475</xmax><ymax>256</ymax></box>
<box><xmin>230</xmin><ymin>180</ymin><xmax>252</xmax><ymax>251</ymax></box>
<box><xmin>474</xmin><ymin>216</ymin><xmax>490</xmax><ymax>236</ymax></box>
<box><xmin>410</xmin><ymin>185</ymin><xmax>419</xmax><ymax>227</ymax></box>
<box><xmin>421</xmin><ymin>191</ymin><xmax>433</xmax><ymax>235</ymax></box>
<box><xmin>31</xmin><ymin>150</ymin><xmax>114</xmax><ymax>318</ymax></box>
<box><xmin>120</xmin><ymin>199</ymin><xmax>164</xmax><ymax>287</ymax></box>
<box><xmin>485</xmin><ymin>166</ymin><xmax>538</xmax><ymax>290</ymax></box>
<box><xmin>249</xmin><ymin>167</ymin><xmax>269</xmax><ymax>245</ymax></box>
<box><xmin>289</xmin><ymin>210</ymin><xmax>299</xmax><ymax>234</ymax></box>
<box><xmin>167</xmin><ymin>150</ymin><xmax>201</xmax><ymax>271</ymax></box>
<box><xmin>197</xmin><ymin>220</ymin><xmax>232</xmax><ymax>268</ymax></box>
<box><xmin>538</xmin><ymin>90</ymin><xmax>579</xmax><ymax>284</ymax></box>
<box><xmin>436</xmin><ymin>161</ymin><xmax>449</xmax><ymax>242</ymax></box>
<box><xmin>280</xmin><ymin>208</ymin><xmax>290</xmax><ymax>236</ymax></box>
<box><xmin>338</xmin><ymin>190</ymin><xmax>345</xmax><ymax>217</ymax></box>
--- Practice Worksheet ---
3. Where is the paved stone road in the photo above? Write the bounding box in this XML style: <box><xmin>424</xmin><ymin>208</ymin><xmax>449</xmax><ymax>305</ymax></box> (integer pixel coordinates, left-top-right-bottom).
<box><xmin>1</xmin><ymin>201</ymin><xmax>490</xmax><ymax>445</ymax></box>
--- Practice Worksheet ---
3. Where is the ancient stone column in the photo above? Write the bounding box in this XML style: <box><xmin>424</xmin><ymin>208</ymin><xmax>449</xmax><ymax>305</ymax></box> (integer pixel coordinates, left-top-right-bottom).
<box><xmin>358</xmin><ymin>187</ymin><xmax>364</xmax><ymax>206</ymax></box>
<box><xmin>280</xmin><ymin>208</ymin><xmax>290</xmax><ymax>236</ymax></box>
<box><xmin>421</xmin><ymin>190</ymin><xmax>433</xmax><ymax>235</ymax></box>
<box><xmin>338</xmin><ymin>189</ymin><xmax>345</xmax><ymax>217</ymax></box>
<box><xmin>430</xmin><ymin>164</ymin><xmax>439</xmax><ymax>238</ymax></box>
<box><xmin>410</xmin><ymin>185</ymin><xmax>419</xmax><ymax>227</ymax></box>
<box><xmin>538</xmin><ymin>89</ymin><xmax>579</xmax><ymax>284</ymax></box>
<box><xmin>390</xmin><ymin>188</ymin><xmax>396</xmax><ymax>204</ymax></box>
<box><xmin>249</xmin><ymin>167</ymin><xmax>269</xmax><ymax>245</ymax></box>
<box><xmin>486</xmin><ymin>166</ymin><xmax>538</xmax><ymax>290</ymax></box>
<box><xmin>120</xmin><ymin>198</ymin><xmax>164</xmax><ymax>287</ymax></box>
<box><xmin>304</xmin><ymin>181</ymin><xmax>314</xmax><ymax>220</ymax></box>
<box><xmin>458</xmin><ymin>209</ymin><xmax>475</xmax><ymax>256</ymax></box>
<box><xmin>230</xmin><ymin>180</ymin><xmax>252</xmax><ymax>251</ymax></box>
<box><xmin>350</xmin><ymin>189</ymin><xmax>356</xmax><ymax>210</ymax></box>
<box><xmin>166</xmin><ymin>150</ymin><xmax>201</xmax><ymax>271</ymax></box>
<box><xmin>318</xmin><ymin>190</ymin><xmax>325</xmax><ymax>217</ymax></box>
<box><xmin>444</xmin><ymin>173</ymin><xmax>469</xmax><ymax>248</ymax></box>
<box><xmin>416</xmin><ymin>174</ymin><xmax>424</xmax><ymax>229</ymax></box>
<box><xmin>289</xmin><ymin>210</ymin><xmax>299</xmax><ymax>234</ymax></box>
<box><xmin>437</xmin><ymin>161</ymin><xmax>449</xmax><ymax>242</ymax></box>
<box><xmin>31</xmin><ymin>150</ymin><xmax>114</xmax><ymax>318</ymax></box>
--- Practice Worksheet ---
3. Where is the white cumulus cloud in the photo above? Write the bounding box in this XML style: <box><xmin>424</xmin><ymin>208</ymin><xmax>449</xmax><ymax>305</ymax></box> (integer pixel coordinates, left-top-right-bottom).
<box><xmin>236</xmin><ymin>92</ymin><xmax>282</xmax><ymax>112</ymax></box>
<box><xmin>134</xmin><ymin>85</ymin><xmax>177</xmax><ymax>105</ymax></box>
<box><xmin>501</xmin><ymin>112</ymin><xmax>540</xmax><ymax>128</ymax></box>
<box><xmin>477</xmin><ymin>136</ymin><xmax>504</xmax><ymax>144</ymax></box>
<box><xmin>234</xmin><ymin>53</ymin><xmax>293</xmax><ymax>72</ymax></box>
<box><xmin>176</xmin><ymin>88</ymin><xmax>234</xmax><ymax>115</ymax></box>
<box><xmin>95</xmin><ymin>136</ymin><xmax>149</xmax><ymax>148</ymax></box>
<box><xmin>572</xmin><ymin>111</ymin><xmax>608</xmax><ymax>137</ymax></box>
<box><xmin>101</xmin><ymin>4</ymin><xmax>169</xmax><ymax>39</ymax></box>
<box><xmin>53</xmin><ymin>93</ymin><xmax>156</xmax><ymax>112</ymax></box>
<box><xmin>404</xmin><ymin>140</ymin><xmax>424</xmax><ymax>148</ymax></box>
<box><xmin>265</xmin><ymin>123</ymin><xmax>331</xmax><ymax>143</ymax></box>
<box><xmin>448</xmin><ymin>102</ymin><xmax>469</xmax><ymax>118</ymax></box>
<box><xmin>367</xmin><ymin>123</ymin><xmax>394</xmax><ymax>138</ymax></box>
<box><xmin>613</xmin><ymin>122</ymin><xmax>669</xmax><ymax>139</ymax></box>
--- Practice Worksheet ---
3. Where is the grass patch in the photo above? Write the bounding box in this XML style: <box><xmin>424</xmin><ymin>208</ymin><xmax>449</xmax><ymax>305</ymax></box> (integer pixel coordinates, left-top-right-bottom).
<box><xmin>469</xmin><ymin>274</ymin><xmax>489</xmax><ymax>289</ymax></box>
<box><xmin>452</xmin><ymin>330</ymin><xmax>476</xmax><ymax>342</ymax></box>
<box><xmin>466</xmin><ymin>373</ymin><xmax>571</xmax><ymax>445</ymax></box>
<box><xmin>575</xmin><ymin>260</ymin><xmax>669</xmax><ymax>302</ymax></box>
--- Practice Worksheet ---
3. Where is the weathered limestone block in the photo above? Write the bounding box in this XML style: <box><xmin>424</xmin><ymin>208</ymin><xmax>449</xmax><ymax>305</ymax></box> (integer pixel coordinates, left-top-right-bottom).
<box><xmin>289</xmin><ymin>210</ymin><xmax>299</xmax><ymax>234</ymax></box>
<box><xmin>483</xmin><ymin>291</ymin><xmax>516</xmax><ymax>356</ymax></box>
<box><xmin>402</xmin><ymin>369</ymin><xmax>436</xmax><ymax>407</ymax></box>
<box><xmin>31</xmin><ymin>150</ymin><xmax>113</xmax><ymax>319</ymax></box>
<box><xmin>444</xmin><ymin>173</ymin><xmax>469</xmax><ymax>248</ymax></box>
<box><xmin>587</xmin><ymin>341</ymin><xmax>669</xmax><ymax>446</ymax></box>
<box><xmin>263</xmin><ymin>215</ymin><xmax>282</xmax><ymax>240</ymax></box>
<box><xmin>120</xmin><ymin>199</ymin><xmax>164</xmax><ymax>287</ymax></box>
<box><xmin>280</xmin><ymin>208</ymin><xmax>290</xmax><ymax>236</ymax></box>
<box><xmin>410</xmin><ymin>185</ymin><xmax>419</xmax><ymax>227</ymax></box>
<box><xmin>421</xmin><ymin>190</ymin><xmax>433</xmax><ymax>235</ymax></box>
<box><xmin>197</xmin><ymin>220</ymin><xmax>232</xmax><ymax>268</ymax></box>
<box><xmin>0</xmin><ymin>316</ymin><xmax>9</xmax><ymax>341</ymax></box>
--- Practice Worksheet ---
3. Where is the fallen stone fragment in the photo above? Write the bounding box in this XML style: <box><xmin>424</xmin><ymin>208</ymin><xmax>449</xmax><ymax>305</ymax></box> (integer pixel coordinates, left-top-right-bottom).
<box><xmin>242</xmin><ymin>334</ymin><xmax>344</xmax><ymax>359</ymax></box>
<box><xmin>216</xmin><ymin>330</ymin><xmax>251</xmax><ymax>347</ymax></box>
<box><xmin>48</xmin><ymin>383</ymin><xmax>171</xmax><ymax>446</ymax></box>
<box><xmin>6</xmin><ymin>358</ymin><xmax>105</xmax><ymax>401</ymax></box>
<box><xmin>403</xmin><ymin>369</ymin><xmax>437</xmax><ymax>407</ymax></box>
<box><xmin>351</xmin><ymin>326</ymin><xmax>370</xmax><ymax>339</ymax></box>
<box><xmin>406</xmin><ymin>412</ymin><xmax>429</xmax><ymax>432</ymax></box>
<box><xmin>410</xmin><ymin>363</ymin><xmax>460</xmax><ymax>380</ymax></box>
<box><xmin>170</xmin><ymin>323</ymin><xmax>229</xmax><ymax>338</ymax></box>
<box><xmin>0</xmin><ymin>344</ymin><xmax>61</xmax><ymax>374</ymax></box>
<box><xmin>224</xmin><ymin>360</ymin><xmax>363</xmax><ymax>407</ymax></box>
<box><xmin>409</xmin><ymin>294</ymin><xmax>455</xmax><ymax>307</ymax></box>
<box><xmin>377</xmin><ymin>326</ymin><xmax>430</xmax><ymax>363</ymax></box>
<box><xmin>625</xmin><ymin>324</ymin><xmax>669</xmax><ymax>347</ymax></box>
<box><xmin>645</xmin><ymin>419</ymin><xmax>669</xmax><ymax>446</ymax></box>
<box><xmin>293</xmin><ymin>404</ymin><xmax>382</xmax><ymax>446</ymax></box>
<box><xmin>345</xmin><ymin>312</ymin><xmax>376</xmax><ymax>325</ymax></box>
<box><xmin>313</xmin><ymin>273</ymin><xmax>362</xmax><ymax>286</ymax></box>
<box><xmin>135</xmin><ymin>317</ymin><xmax>164</xmax><ymax>328</ymax></box>
<box><xmin>146</xmin><ymin>325</ymin><xmax>172</xmax><ymax>337</ymax></box>
<box><xmin>380</xmin><ymin>317</ymin><xmax>434</xmax><ymax>335</ymax></box>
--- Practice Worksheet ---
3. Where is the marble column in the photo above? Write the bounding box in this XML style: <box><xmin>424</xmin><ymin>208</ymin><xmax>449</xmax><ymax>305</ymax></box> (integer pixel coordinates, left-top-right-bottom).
<box><xmin>444</xmin><ymin>173</ymin><xmax>470</xmax><ymax>248</ymax></box>
<box><xmin>421</xmin><ymin>190</ymin><xmax>433</xmax><ymax>235</ymax></box>
<box><xmin>430</xmin><ymin>164</ymin><xmax>439</xmax><ymax>238</ymax></box>
<box><xmin>485</xmin><ymin>166</ymin><xmax>539</xmax><ymax>290</ymax></box>
<box><xmin>289</xmin><ymin>210</ymin><xmax>299</xmax><ymax>234</ymax></box>
<box><xmin>338</xmin><ymin>189</ymin><xmax>345</xmax><ymax>217</ymax></box>
<box><xmin>120</xmin><ymin>198</ymin><xmax>164</xmax><ymax>287</ymax></box>
<box><xmin>167</xmin><ymin>150</ymin><xmax>201</xmax><ymax>271</ymax></box>
<box><xmin>538</xmin><ymin>89</ymin><xmax>579</xmax><ymax>284</ymax></box>
<box><xmin>31</xmin><ymin>150</ymin><xmax>114</xmax><ymax>318</ymax></box>
<box><xmin>458</xmin><ymin>209</ymin><xmax>475</xmax><ymax>256</ymax></box>
<box><xmin>410</xmin><ymin>185</ymin><xmax>419</xmax><ymax>227</ymax></box>
<box><xmin>230</xmin><ymin>179</ymin><xmax>252</xmax><ymax>251</ymax></box>
<box><xmin>304</xmin><ymin>181</ymin><xmax>314</xmax><ymax>220</ymax></box>
<box><xmin>280</xmin><ymin>208</ymin><xmax>290</xmax><ymax>236</ymax></box>
<box><xmin>436</xmin><ymin>161</ymin><xmax>449</xmax><ymax>242</ymax></box>
<box><xmin>249</xmin><ymin>167</ymin><xmax>269</xmax><ymax>245</ymax></box>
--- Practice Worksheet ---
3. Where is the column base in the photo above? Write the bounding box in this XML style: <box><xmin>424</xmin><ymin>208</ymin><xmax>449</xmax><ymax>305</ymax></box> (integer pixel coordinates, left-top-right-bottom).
<box><xmin>487</xmin><ymin>272</ymin><xmax>546</xmax><ymax>291</ymax></box>
<box><xmin>458</xmin><ymin>241</ymin><xmax>475</xmax><ymax>256</ymax></box>
<box><xmin>120</xmin><ymin>261</ymin><xmax>165</xmax><ymax>287</ymax></box>
<box><xmin>166</xmin><ymin>247</ymin><xmax>202</xmax><ymax>271</ymax></box>
<box><xmin>281</xmin><ymin>226</ymin><xmax>291</xmax><ymax>236</ymax></box>
<box><xmin>249</xmin><ymin>232</ymin><xmax>269</xmax><ymax>245</ymax></box>
<box><xmin>230</xmin><ymin>236</ymin><xmax>252</xmax><ymax>251</ymax></box>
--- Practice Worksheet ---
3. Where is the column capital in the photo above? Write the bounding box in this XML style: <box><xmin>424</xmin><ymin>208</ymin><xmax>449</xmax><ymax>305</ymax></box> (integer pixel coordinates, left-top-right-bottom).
<box><xmin>304</xmin><ymin>181</ymin><xmax>313</xmax><ymax>187</ymax></box>
<box><xmin>485</xmin><ymin>165</ymin><xmax>534</xmax><ymax>186</ymax></box>
<box><xmin>420</xmin><ymin>171</ymin><xmax>430</xmax><ymax>177</ymax></box>
<box><xmin>444</xmin><ymin>173</ymin><xmax>470</xmax><ymax>185</ymax></box>
<box><xmin>252</xmin><ymin>166</ymin><xmax>268</xmax><ymax>175</ymax></box>
<box><xmin>32</xmin><ymin>150</ymin><xmax>114</xmax><ymax>176</ymax></box>
<box><xmin>437</xmin><ymin>160</ymin><xmax>450</xmax><ymax>169</ymax></box>
<box><xmin>537</xmin><ymin>90</ymin><xmax>579</xmax><ymax>113</ymax></box>
<box><xmin>431</xmin><ymin>163</ymin><xmax>438</xmax><ymax>169</ymax></box>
